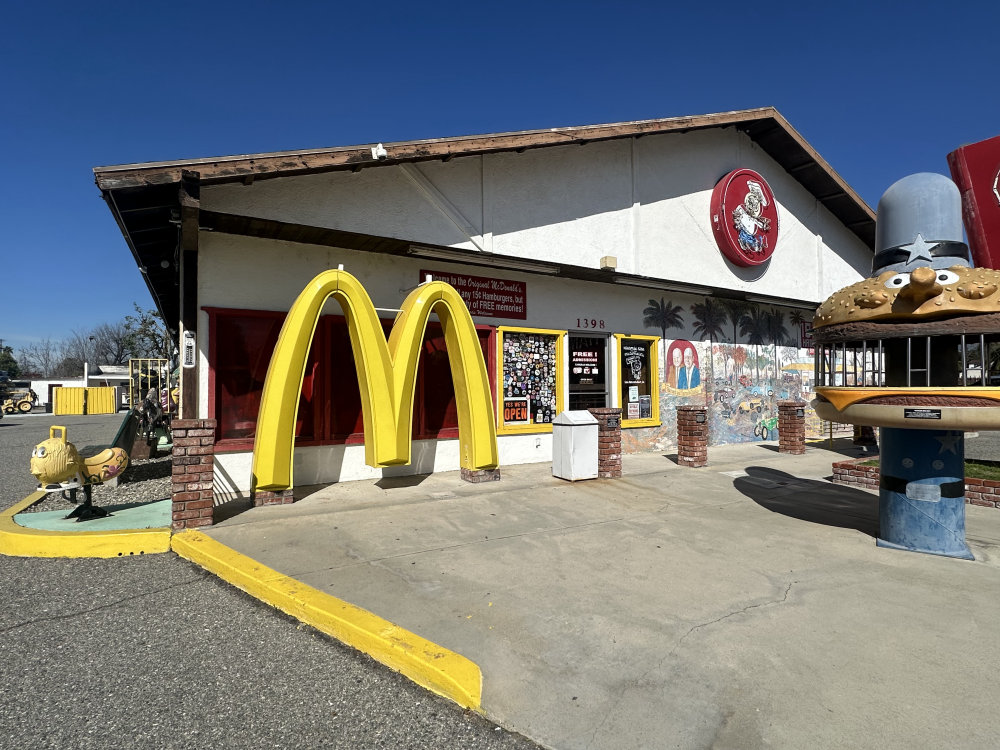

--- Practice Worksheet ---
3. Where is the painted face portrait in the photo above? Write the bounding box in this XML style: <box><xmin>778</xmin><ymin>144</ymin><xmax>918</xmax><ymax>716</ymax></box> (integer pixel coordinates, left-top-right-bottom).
<box><xmin>684</xmin><ymin>348</ymin><xmax>694</xmax><ymax>368</ymax></box>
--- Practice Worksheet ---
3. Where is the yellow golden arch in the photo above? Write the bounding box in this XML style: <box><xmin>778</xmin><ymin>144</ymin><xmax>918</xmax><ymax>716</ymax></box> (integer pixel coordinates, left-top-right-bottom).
<box><xmin>252</xmin><ymin>270</ymin><xmax>499</xmax><ymax>491</ymax></box>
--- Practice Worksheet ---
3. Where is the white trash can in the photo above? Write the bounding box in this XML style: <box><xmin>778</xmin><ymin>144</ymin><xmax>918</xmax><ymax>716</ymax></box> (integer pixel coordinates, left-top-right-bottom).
<box><xmin>552</xmin><ymin>410</ymin><xmax>599</xmax><ymax>481</ymax></box>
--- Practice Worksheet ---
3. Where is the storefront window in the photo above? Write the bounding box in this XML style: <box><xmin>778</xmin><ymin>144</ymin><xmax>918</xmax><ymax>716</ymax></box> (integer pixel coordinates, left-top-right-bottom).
<box><xmin>208</xmin><ymin>308</ymin><xmax>493</xmax><ymax>447</ymax></box>
<box><xmin>497</xmin><ymin>326</ymin><xmax>564</xmax><ymax>434</ymax></box>
<box><xmin>614</xmin><ymin>334</ymin><xmax>660</xmax><ymax>427</ymax></box>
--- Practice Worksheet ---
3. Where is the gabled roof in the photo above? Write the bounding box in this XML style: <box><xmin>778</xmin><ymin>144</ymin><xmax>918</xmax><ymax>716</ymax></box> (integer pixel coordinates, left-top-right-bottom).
<box><xmin>94</xmin><ymin>107</ymin><xmax>875</xmax><ymax>327</ymax></box>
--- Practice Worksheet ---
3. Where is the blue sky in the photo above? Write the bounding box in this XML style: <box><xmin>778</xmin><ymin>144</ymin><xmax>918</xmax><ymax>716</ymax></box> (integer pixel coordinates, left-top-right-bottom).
<box><xmin>1</xmin><ymin>0</ymin><xmax>997</xmax><ymax>353</ymax></box>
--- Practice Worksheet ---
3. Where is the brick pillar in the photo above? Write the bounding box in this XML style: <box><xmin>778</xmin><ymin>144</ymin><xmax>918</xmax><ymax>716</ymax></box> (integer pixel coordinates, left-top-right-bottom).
<box><xmin>171</xmin><ymin>419</ymin><xmax>216</xmax><ymax>530</ymax></box>
<box><xmin>677</xmin><ymin>405</ymin><xmax>708</xmax><ymax>467</ymax></box>
<box><xmin>460</xmin><ymin>467</ymin><xmax>502</xmax><ymax>483</ymax></box>
<box><xmin>253</xmin><ymin>487</ymin><xmax>296</xmax><ymax>506</ymax></box>
<box><xmin>777</xmin><ymin>401</ymin><xmax>807</xmax><ymax>455</ymax></box>
<box><xmin>588</xmin><ymin>407</ymin><xmax>622</xmax><ymax>479</ymax></box>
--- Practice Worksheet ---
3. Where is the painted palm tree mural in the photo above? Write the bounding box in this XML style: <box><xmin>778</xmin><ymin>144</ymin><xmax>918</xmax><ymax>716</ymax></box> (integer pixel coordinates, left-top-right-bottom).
<box><xmin>766</xmin><ymin>308</ymin><xmax>790</xmax><ymax>377</ymax></box>
<box><xmin>788</xmin><ymin>309</ymin><xmax>807</xmax><ymax>347</ymax></box>
<box><xmin>643</xmin><ymin>297</ymin><xmax>684</xmax><ymax>342</ymax></box>
<box><xmin>720</xmin><ymin>298</ymin><xmax>747</xmax><ymax>344</ymax></box>
<box><xmin>691</xmin><ymin>299</ymin><xmax>725</xmax><ymax>345</ymax></box>
<box><xmin>691</xmin><ymin>299</ymin><xmax>725</xmax><ymax>381</ymax></box>
<box><xmin>739</xmin><ymin>305</ymin><xmax>769</xmax><ymax>380</ymax></box>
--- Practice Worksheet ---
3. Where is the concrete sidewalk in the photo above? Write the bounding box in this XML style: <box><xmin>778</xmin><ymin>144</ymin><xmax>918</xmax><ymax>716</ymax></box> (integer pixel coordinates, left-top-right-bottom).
<box><xmin>206</xmin><ymin>441</ymin><xmax>1000</xmax><ymax>749</ymax></box>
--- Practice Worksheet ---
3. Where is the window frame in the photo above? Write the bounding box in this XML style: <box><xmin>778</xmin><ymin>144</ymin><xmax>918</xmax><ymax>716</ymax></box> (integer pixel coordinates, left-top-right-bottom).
<box><xmin>612</xmin><ymin>333</ymin><xmax>661</xmax><ymax>428</ymax></box>
<box><xmin>495</xmin><ymin>325</ymin><xmax>565</xmax><ymax>435</ymax></box>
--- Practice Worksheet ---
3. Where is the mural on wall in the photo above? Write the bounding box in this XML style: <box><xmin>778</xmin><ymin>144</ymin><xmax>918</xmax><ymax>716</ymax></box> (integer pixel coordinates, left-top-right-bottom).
<box><xmin>625</xmin><ymin>297</ymin><xmax>813</xmax><ymax>453</ymax></box>
<box><xmin>664</xmin><ymin>340</ymin><xmax>703</xmax><ymax>393</ymax></box>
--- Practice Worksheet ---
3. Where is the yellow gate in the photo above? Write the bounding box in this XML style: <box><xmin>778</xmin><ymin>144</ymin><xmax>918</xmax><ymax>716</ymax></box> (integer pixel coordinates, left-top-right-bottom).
<box><xmin>52</xmin><ymin>386</ymin><xmax>118</xmax><ymax>415</ymax></box>
<box><xmin>85</xmin><ymin>387</ymin><xmax>117</xmax><ymax>415</ymax></box>
<box><xmin>53</xmin><ymin>388</ymin><xmax>85</xmax><ymax>415</ymax></box>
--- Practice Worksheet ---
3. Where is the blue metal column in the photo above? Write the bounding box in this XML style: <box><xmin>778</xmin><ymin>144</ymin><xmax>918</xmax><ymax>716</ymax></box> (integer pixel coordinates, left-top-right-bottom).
<box><xmin>877</xmin><ymin>427</ymin><xmax>973</xmax><ymax>559</ymax></box>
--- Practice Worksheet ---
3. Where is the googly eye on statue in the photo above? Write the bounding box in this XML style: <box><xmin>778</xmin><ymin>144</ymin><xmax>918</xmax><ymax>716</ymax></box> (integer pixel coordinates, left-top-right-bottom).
<box><xmin>932</xmin><ymin>460</ymin><xmax>944</xmax><ymax>470</ymax></box>
<box><xmin>884</xmin><ymin>273</ymin><xmax>911</xmax><ymax>289</ymax></box>
<box><xmin>902</xmin><ymin>457</ymin><xmax>914</xmax><ymax>468</ymax></box>
<box><xmin>935</xmin><ymin>270</ymin><xmax>960</xmax><ymax>285</ymax></box>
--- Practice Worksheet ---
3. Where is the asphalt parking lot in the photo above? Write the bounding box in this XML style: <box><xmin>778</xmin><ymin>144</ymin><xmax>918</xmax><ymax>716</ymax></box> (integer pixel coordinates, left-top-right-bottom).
<box><xmin>0</xmin><ymin>413</ymin><xmax>539</xmax><ymax>750</ymax></box>
<box><xmin>5</xmin><ymin>411</ymin><xmax>1000</xmax><ymax>749</ymax></box>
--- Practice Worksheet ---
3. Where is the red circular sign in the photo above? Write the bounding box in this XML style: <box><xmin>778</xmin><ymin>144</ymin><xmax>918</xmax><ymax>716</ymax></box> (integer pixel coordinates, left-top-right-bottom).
<box><xmin>710</xmin><ymin>169</ymin><xmax>779</xmax><ymax>267</ymax></box>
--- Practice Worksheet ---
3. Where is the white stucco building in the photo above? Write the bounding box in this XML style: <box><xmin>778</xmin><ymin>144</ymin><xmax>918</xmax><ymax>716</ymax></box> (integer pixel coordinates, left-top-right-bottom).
<box><xmin>95</xmin><ymin>107</ymin><xmax>874</xmax><ymax>494</ymax></box>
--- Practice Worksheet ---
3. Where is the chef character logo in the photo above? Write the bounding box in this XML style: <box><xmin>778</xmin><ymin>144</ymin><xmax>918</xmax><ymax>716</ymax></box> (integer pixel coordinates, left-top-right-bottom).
<box><xmin>710</xmin><ymin>168</ymin><xmax>779</xmax><ymax>267</ymax></box>
<box><xmin>733</xmin><ymin>181</ymin><xmax>771</xmax><ymax>255</ymax></box>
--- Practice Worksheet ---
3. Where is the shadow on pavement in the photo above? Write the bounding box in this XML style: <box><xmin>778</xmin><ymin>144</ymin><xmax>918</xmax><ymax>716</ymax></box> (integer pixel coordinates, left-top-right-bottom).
<box><xmin>804</xmin><ymin>437</ymin><xmax>880</xmax><ymax>459</ymax></box>
<box><xmin>376</xmin><ymin>474</ymin><xmax>430</xmax><ymax>490</ymax></box>
<box><xmin>734</xmin><ymin>465</ymin><xmax>879</xmax><ymax>537</ymax></box>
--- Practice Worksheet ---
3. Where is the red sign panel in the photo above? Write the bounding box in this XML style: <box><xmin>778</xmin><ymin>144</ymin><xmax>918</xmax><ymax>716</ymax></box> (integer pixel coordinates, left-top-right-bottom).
<box><xmin>800</xmin><ymin>321</ymin><xmax>814</xmax><ymax>346</ymax></box>
<box><xmin>419</xmin><ymin>269</ymin><xmax>527</xmax><ymax>319</ymax></box>
<box><xmin>710</xmin><ymin>168</ymin><xmax>779</xmax><ymax>267</ymax></box>
<box><xmin>948</xmin><ymin>134</ymin><xmax>1000</xmax><ymax>270</ymax></box>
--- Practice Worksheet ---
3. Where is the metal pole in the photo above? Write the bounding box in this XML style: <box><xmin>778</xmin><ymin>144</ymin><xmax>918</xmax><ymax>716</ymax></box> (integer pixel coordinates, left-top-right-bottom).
<box><xmin>878</xmin><ymin>339</ymin><xmax>883</xmax><ymax>386</ymax></box>
<box><xmin>926</xmin><ymin>336</ymin><xmax>931</xmax><ymax>386</ymax></box>
<box><xmin>907</xmin><ymin>337</ymin><xmax>912</xmax><ymax>387</ymax></box>
<box><xmin>982</xmin><ymin>334</ymin><xmax>987</xmax><ymax>385</ymax></box>
<box><xmin>961</xmin><ymin>334</ymin><xmax>967</xmax><ymax>386</ymax></box>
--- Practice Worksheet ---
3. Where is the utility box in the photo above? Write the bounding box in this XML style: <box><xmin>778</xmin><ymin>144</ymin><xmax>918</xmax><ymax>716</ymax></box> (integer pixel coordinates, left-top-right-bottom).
<box><xmin>552</xmin><ymin>410</ymin><xmax>599</xmax><ymax>481</ymax></box>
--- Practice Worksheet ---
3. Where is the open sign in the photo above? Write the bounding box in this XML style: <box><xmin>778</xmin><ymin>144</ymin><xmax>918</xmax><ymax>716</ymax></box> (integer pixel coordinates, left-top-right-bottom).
<box><xmin>503</xmin><ymin>397</ymin><xmax>531</xmax><ymax>424</ymax></box>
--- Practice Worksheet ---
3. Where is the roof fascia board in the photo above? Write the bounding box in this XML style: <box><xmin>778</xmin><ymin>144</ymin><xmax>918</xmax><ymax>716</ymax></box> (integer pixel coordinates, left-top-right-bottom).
<box><xmin>94</xmin><ymin>108</ymin><xmax>780</xmax><ymax>191</ymax></box>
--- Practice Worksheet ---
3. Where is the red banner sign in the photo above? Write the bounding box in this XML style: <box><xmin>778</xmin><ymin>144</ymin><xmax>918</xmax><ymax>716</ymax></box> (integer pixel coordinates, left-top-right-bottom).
<box><xmin>948</xmin><ymin>134</ymin><xmax>1000</xmax><ymax>270</ymax></box>
<box><xmin>420</xmin><ymin>269</ymin><xmax>527</xmax><ymax>319</ymax></box>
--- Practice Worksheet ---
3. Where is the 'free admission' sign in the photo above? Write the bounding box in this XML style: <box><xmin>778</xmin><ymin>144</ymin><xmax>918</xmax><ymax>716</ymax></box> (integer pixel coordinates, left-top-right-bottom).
<box><xmin>421</xmin><ymin>269</ymin><xmax>526</xmax><ymax>319</ymax></box>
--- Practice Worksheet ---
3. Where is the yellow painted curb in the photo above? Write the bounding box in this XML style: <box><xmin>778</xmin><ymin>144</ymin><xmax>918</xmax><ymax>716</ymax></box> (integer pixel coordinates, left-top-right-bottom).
<box><xmin>170</xmin><ymin>530</ymin><xmax>483</xmax><ymax>710</ymax></box>
<box><xmin>0</xmin><ymin>491</ymin><xmax>172</xmax><ymax>558</ymax></box>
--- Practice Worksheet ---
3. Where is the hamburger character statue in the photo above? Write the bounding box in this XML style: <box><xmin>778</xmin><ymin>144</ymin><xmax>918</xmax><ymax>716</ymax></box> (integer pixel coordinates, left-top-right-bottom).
<box><xmin>812</xmin><ymin>173</ymin><xmax>1000</xmax><ymax>559</ymax></box>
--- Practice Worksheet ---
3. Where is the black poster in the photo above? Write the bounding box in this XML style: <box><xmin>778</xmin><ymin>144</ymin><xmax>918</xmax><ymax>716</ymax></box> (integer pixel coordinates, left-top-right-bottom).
<box><xmin>569</xmin><ymin>337</ymin><xmax>606</xmax><ymax>387</ymax></box>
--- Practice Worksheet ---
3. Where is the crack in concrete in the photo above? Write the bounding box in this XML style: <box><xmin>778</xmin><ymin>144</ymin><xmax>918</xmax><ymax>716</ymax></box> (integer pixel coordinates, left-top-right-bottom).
<box><xmin>584</xmin><ymin>580</ymin><xmax>797</xmax><ymax>749</ymax></box>
<box><xmin>678</xmin><ymin>580</ymin><xmax>796</xmax><ymax>644</ymax></box>
<box><xmin>0</xmin><ymin>577</ymin><xmax>204</xmax><ymax>635</ymax></box>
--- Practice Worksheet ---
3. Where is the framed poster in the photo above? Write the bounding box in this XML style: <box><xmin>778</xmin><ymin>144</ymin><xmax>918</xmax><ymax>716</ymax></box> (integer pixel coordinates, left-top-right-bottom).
<box><xmin>614</xmin><ymin>334</ymin><xmax>660</xmax><ymax>427</ymax></box>
<box><xmin>496</xmin><ymin>326</ymin><xmax>564</xmax><ymax>434</ymax></box>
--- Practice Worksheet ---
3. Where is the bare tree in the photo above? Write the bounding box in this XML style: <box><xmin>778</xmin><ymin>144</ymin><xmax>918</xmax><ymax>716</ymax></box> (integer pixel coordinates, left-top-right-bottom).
<box><xmin>61</xmin><ymin>330</ymin><xmax>94</xmax><ymax>369</ymax></box>
<box><xmin>124</xmin><ymin>304</ymin><xmax>171</xmax><ymax>361</ymax></box>
<box><xmin>17</xmin><ymin>339</ymin><xmax>61</xmax><ymax>378</ymax></box>
<box><xmin>15</xmin><ymin>304</ymin><xmax>173</xmax><ymax>380</ymax></box>
<box><xmin>91</xmin><ymin>321</ymin><xmax>133</xmax><ymax>365</ymax></box>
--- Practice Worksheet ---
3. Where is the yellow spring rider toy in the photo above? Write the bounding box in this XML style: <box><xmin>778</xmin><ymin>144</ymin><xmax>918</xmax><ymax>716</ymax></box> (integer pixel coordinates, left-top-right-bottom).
<box><xmin>29</xmin><ymin>426</ymin><xmax>129</xmax><ymax>522</ymax></box>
